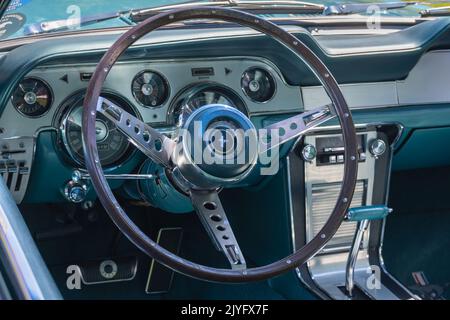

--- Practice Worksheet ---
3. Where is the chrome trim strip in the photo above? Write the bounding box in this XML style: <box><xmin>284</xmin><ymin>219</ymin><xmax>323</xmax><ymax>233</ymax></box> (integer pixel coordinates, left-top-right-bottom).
<box><xmin>286</xmin><ymin>156</ymin><xmax>297</xmax><ymax>253</ymax></box>
<box><xmin>0</xmin><ymin>179</ymin><xmax>61</xmax><ymax>300</ymax></box>
<box><xmin>0</xmin><ymin>270</ymin><xmax>12</xmax><ymax>299</ymax></box>
<box><xmin>376</xmin><ymin>124</ymin><xmax>418</xmax><ymax>299</ymax></box>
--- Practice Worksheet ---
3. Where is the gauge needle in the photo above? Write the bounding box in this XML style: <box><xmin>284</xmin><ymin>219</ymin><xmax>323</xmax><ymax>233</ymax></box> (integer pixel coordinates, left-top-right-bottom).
<box><xmin>67</xmin><ymin>115</ymin><xmax>82</xmax><ymax>128</ymax></box>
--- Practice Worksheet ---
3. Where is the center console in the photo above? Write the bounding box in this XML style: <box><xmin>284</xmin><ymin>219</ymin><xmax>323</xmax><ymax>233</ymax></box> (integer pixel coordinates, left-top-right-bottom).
<box><xmin>288</xmin><ymin>123</ymin><xmax>415</xmax><ymax>300</ymax></box>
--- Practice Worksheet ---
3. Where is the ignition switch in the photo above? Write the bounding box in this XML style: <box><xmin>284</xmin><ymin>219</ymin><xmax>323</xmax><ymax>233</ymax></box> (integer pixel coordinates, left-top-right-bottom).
<box><xmin>63</xmin><ymin>170</ymin><xmax>88</xmax><ymax>203</ymax></box>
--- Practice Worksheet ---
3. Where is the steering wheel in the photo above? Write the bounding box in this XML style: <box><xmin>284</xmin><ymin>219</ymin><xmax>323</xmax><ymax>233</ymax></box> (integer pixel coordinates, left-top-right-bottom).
<box><xmin>82</xmin><ymin>7</ymin><xmax>358</xmax><ymax>282</ymax></box>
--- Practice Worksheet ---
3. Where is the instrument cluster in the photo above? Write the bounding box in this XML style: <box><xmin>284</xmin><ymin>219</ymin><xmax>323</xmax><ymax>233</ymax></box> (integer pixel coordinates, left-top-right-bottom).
<box><xmin>7</xmin><ymin>57</ymin><xmax>301</xmax><ymax>168</ymax></box>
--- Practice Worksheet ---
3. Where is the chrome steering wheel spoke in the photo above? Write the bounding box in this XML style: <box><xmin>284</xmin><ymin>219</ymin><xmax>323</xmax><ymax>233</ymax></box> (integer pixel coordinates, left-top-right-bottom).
<box><xmin>190</xmin><ymin>189</ymin><xmax>246</xmax><ymax>270</ymax></box>
<box><xmin>96</xmin><ymin>97</ymin><xmax>176</xmax><ymax>169</ymax></box>
<box><xmin>259</xmin><ymin>104</ymin><xmax>335</xmax><ymax>153</ymax></box>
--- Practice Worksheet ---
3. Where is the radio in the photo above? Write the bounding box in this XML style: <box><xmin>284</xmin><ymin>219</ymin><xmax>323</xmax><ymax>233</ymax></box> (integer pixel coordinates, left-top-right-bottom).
<box><xmin>302</xmin><ymin>134</ymin><xmax>367</xmax><ymax>166</ymax></box>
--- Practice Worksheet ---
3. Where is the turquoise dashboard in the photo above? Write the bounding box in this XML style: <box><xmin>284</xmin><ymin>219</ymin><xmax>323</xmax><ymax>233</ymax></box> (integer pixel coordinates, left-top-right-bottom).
<box><xmin>1</xmin><ymin>17</ymin><xmax>450</xmax><ymax>203</ymax></box>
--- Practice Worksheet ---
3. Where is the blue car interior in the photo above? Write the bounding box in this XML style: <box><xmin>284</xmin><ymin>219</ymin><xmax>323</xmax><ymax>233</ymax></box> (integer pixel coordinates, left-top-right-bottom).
<box><xmin>0</xmin><ymin>0</ymin><xmax>449</xmax><ymax>301</ymax></box>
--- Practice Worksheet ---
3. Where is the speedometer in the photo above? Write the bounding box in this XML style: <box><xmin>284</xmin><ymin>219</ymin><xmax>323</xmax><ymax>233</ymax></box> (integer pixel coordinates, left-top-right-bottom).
<box><xmin>58</xmin><ymin>93</ymin><xmax>135</xmax><ymax>167</ymax></box>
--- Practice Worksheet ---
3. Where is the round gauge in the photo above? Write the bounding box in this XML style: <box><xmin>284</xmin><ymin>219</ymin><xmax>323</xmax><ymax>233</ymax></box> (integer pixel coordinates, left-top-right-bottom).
<box><xmin>171</xmin><ymin>84</ymin><xmax>247</xmax><ymax>126</ymax></box>
<box><xmin>11</xmin><ymin>77</ymin><xmax>53</xmax><ymax>117</ymax></box>
<box><xmin>59</xmin><ymin>93</ymin><xmax>134</xmax><ymax>167</ymax></box>
<box><xmin>131</xmin><ymin>70</ymin><xmax>169</xmax><ymax>108</ymax></box>
<box><xmin>241</xmin><ymin>67</ymin><xmax>276</xmax><ymax>103</ymax></box>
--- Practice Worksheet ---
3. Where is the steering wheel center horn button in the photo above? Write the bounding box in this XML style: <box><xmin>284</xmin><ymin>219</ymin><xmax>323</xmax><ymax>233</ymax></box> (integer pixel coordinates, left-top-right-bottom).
<box><xmin>175</xmin><ymin>104</ymin><xmax>258</xmax><ymax>189</ymax></box>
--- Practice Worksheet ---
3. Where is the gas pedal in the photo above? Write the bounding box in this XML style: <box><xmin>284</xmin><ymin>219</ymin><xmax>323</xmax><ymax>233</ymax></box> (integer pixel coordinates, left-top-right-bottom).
<box><xmin>146</xmin><ymin>228</ymin><xmax>183</xmax><ymax>294</ymax></box>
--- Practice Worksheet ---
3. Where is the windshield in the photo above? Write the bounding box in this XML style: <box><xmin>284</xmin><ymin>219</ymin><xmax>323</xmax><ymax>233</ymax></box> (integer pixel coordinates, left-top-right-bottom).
<box><xmin>0</xmin><ymin>0</ymin><xmax>447</xmax><ymax>42</ymax></box>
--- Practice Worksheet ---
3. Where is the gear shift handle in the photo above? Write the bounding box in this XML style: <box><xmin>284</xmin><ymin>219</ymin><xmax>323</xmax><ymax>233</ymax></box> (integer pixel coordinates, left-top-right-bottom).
<box><xmin>344</xmin><ymin>205</ymin><xmax>393</xmax><ymax>297</ymax></box>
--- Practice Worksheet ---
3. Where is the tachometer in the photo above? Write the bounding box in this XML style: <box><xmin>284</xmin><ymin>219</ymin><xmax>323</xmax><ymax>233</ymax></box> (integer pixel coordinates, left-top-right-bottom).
<box><xmin>11</xmin><ymin>77</ymin><xmax>53</xmax><ymax>117</ymax></box>
<box><xmin>59</xmin><ymin>93</ymin><xmax>135</xmax><ymax>167</ymax></box>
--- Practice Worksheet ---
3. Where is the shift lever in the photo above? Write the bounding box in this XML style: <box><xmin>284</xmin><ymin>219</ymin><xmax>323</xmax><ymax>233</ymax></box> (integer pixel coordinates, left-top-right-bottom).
<box><xmin>344</xmin><ymin>205</ymin><xmax>393</xmax><ymax>297</ymax></box>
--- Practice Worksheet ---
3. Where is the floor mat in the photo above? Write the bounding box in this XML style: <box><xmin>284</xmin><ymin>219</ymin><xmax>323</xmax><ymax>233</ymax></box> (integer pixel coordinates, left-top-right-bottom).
<box><xmin>383</xmin><ymin>167</ymin><xmax>450</xmax><ymax>299</ymax></box>
<box><xmin>20</xmin><ymin>201</ymin><xmax>287</xmax><ymax>300</ymax></box>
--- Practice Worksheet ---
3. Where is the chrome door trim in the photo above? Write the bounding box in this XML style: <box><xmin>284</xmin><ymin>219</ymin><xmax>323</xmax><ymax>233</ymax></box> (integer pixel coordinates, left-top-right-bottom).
<box><xmin>0</xmin><ymin>179</ymin><xmax>61</xmax><ymax>300</ymax></box>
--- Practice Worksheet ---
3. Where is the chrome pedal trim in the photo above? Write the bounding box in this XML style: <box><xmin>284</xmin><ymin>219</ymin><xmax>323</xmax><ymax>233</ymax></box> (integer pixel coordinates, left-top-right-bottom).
<box><xmin>145</xmin><ymin>227</ymin><xmax>183</xmax><ymax>294</ymax></box>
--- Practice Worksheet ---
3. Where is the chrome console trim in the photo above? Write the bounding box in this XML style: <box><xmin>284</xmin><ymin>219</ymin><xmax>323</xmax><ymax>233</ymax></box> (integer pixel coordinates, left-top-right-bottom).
<box><xmin>288</xmin><ymin>122</ymin><xmax>414</xmax><ymax>300</ymax></box>
<box><xmin>303</xmin><ymin>130</ymin><xmax>376</xmax><ymax>254</ymax></box>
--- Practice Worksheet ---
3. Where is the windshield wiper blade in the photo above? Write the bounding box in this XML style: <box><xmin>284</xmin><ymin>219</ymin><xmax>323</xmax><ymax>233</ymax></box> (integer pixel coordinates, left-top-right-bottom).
<box><xmin>420</xmin><ymin>6</ymin><xmax>450</xmax><ymax>17</ymax></box>
<box><xmin>130</xmin><ymin>1</ymin><xmax>418</xmax><ymax>21</ymax></box>
<box><xmin>130</xmin><ymin>0</ymin><xmax>325</xmax><ymax>22</ymax></box>
<box><xmin>23</xmin><ymin>11</ymin><xmax>133</xmax><ymax>35</ymax></box>
<box><xmin>323</xmin><ymin>1</ymin><xmax>417</xmax><ymax>16</ymax></box>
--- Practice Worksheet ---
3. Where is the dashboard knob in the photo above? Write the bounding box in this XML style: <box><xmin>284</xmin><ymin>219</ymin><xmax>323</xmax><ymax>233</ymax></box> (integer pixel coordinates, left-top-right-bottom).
<box><xmin>369</xmin><ymin>139</ymin><xmax>387</xmax><ymax>159</ymax></box>
<box><xmin>64</xmin><ymin>181</ymin><xmax>88</xmax><ymax>203</ymax></box>
<box><xmin>301</xmin><ymin>144</ymin><xmax>317</xmax><ymax>162</ymax></box>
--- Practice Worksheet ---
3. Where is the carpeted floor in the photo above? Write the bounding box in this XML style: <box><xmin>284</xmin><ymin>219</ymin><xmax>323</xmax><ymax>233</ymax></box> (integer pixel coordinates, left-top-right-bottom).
<box><xmin>383</xmin><ymin>166</ymin><xmax>450</xmax><ymax>299</ymax></box>
<box><xmin>20</xmin><ymin>200</ymin><xmax>290</xmax><ymax>300</ymax></box>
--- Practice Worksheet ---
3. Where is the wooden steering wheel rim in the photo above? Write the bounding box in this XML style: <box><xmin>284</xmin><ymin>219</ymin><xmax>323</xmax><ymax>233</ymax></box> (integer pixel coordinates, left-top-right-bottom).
<box><xmin>82</xmin><ymin>6</ymin><xmax>358</xmax><ymax>282</ymax></box>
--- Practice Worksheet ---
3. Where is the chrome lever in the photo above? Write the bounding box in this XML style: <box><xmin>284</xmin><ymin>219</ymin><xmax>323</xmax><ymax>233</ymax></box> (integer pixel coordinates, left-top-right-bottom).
<box><xmin>344</xmin><ymin>205</ymin><xmax>393</xmax><ymax>297</ymax></box>
<box><xmin>72</xmin><ymin>170</ymin><xmax>155</xmax><ymax>181</ymax></box>
<box><xmin>345</xmin><ymin>219</ymin><xmax>369</xmax><ymax>297</ymax></box>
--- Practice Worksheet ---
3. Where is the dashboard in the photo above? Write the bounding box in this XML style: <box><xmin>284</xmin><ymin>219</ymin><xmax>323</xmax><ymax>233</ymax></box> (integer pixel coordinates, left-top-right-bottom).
<box><xmin>0</xmin><ymin>56</ymin><xmax>302</xmax><ymax>202</ymax></box>
<box><xmin>2</xmin><ymin>17</ymin><xmax>450</xmax><ymax>204</ymax></box>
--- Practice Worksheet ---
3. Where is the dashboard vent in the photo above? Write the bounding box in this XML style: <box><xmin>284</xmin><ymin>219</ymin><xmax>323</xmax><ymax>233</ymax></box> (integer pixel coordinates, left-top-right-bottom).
<box><xmin>308</xmin><ymin>180</ymin><xmax>366</xmax><ymax>252</ymax></box>
<box><xmin>0</xmin><ymin>137</ymin><xmax>34</xmax><ymax>203</ymax></box>
<box><xmin>0</xmin><ymin>160</ymin><xmax>29</xmax><ymax>191</ymax></box>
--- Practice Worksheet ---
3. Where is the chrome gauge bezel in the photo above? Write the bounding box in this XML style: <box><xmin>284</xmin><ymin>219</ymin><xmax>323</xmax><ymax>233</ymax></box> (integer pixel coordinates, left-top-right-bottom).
<box><xmin>56</xmin><ymin>91</ymin><xmax>138</xmax><ymax>168</ymax></box>
<box><xmin>131</xmin><ymin>70</ymin><xmax>170</xmax><ymax>108</ymax></box>
<box><xmin>11</xmin><ymin>76</ymin><xmax>54</xmax><ymax>118</ymax></box>
<box><xmin>167</xmin><ymin>82</ymin><xmax>248</xmax><ymax>126</ymax></box>
<box><xmin>240</xmin><ymin>67</ymin><xmax>277</xmax><ymax>104</ymax></box>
